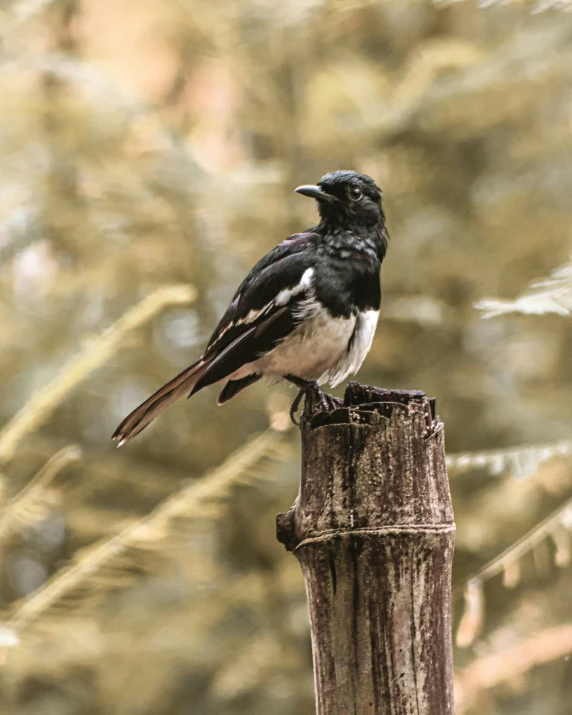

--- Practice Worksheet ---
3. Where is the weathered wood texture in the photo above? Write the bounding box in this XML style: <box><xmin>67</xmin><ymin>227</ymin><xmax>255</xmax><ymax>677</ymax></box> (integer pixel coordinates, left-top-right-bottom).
<box><xmin>277</xmin><ymin>383</ymin><xmax>455</xmax><ymax>715</ymax></box>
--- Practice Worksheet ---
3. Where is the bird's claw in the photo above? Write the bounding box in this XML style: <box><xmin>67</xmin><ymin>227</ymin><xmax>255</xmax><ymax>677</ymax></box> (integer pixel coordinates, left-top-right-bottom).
<box><xmin>289</xmin><ymin>382</ymin><xmax>342</xmax><ymax>425</ymax></box>
<box><xmin>289</xmin><ymin>388</ymin><xmax>305</xmax><ymax>426</ymax></box>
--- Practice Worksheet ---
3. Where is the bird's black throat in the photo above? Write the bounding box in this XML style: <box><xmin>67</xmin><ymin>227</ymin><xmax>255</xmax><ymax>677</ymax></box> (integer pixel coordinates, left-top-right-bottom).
<box><xmin>311</xmin><ymin>223</ymin><xmax>386</xmax><ymax>319</ymax></box>
<box><xmin>318</xmin><ymin>219</ymin><xmax>388</xmax><ymax>264</ymax></box>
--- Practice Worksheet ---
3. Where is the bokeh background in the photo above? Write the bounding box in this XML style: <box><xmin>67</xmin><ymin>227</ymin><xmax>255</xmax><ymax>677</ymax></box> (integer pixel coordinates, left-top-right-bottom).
<box><xmin>1</xmin><ymin>0</ymin><xmax>572</xmax><ymax>713</ymax></box>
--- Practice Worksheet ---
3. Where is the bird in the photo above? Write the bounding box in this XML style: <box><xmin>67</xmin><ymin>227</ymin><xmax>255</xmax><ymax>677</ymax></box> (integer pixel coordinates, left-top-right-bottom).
<box><xmin>112</xmin><ymin>170</ymin><xmax>389</xmax><ymax>446</ymax></box>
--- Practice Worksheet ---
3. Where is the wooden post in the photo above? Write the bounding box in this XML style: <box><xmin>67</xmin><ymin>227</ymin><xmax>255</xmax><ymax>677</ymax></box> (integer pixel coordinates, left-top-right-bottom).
<box><xmin>276</xmin><ymin>382</ymin><xmax>455</xmax><ymax>715</ymax></box>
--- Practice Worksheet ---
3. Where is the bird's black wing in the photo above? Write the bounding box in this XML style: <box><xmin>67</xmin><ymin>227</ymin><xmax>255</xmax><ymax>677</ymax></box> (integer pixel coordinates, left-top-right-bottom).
<box><xmin>205</xmin><ymin>232</ymin><xmax>318</xmax><ymax>351</ymax></box>
<box><xmin>190</xmin><ymin>232</ymin><xmax>320</xmax><ymax>393</ymax></box>
<box><xmin>112</xmin><ymin>232</ymin><xmax>320</xmax><ymax>445</ymax></box>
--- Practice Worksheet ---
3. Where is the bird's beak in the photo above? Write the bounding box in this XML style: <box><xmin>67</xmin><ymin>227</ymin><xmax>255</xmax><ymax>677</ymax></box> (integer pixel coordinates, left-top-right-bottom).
<box><xmin>294</xmin><ymin>185</ymin><xmax>338</xmax><ymax>203</ymax></box>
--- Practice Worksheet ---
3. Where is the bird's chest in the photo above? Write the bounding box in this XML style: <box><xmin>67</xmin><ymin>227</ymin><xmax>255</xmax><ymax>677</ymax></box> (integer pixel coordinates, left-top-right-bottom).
<box><xmin>314</xmin><ymin>251</ymin><xmax>381</xmax><ymax>318</ymax></box>
<box><xmin>259</xmin><ymin>309</ymin><xmax>357</xmax><ymax>382</ymax></box>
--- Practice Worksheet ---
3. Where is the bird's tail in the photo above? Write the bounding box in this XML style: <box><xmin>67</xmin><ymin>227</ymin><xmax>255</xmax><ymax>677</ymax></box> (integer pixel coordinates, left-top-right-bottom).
<box><xmin>112</xmin><ymin>360</ymin><xmax>207</xmax><ymax>446</ymax></box>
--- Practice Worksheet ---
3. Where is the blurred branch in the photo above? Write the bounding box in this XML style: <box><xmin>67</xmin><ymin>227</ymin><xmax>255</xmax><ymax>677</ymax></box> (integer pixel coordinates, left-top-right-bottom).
<box><xmin>0</xmin><ymin>53</ymin><xmax>202</xmax><ymax>203</ymax></box>
<box><xmin>374</xmin><ymin>40</ymin><xmax>482</xmax><ymax>135</ymax></box>
<box><xmin>476</xmin><ymin>256</ymin><xmax>572</xmax><ymax>317</ymax></box>
<box><xmin>0</xmin><ymin>445</ymin><xmax>81</xmax><ymax>542</ymax></box>
<box><xmin>211</xmin><ymin>632</ymin><xmax>284</xmax><ymax>700</ymax></box>
<box><xmin>455</xmin><ymin>624</ymin><xmax>572</xmax><ymax>713</ymax></box>
<box><xmin>0</xmin><ymin>285</ymin><xmax>196</xmax><ymax>464</ymax></box>
<box><xmin>0</xmin><ymin>208</ymin><xmax>42</xmax><ymax>263</ymax></box>
<box><xmin>455</xmin><ymin>580</ymin><xmax>485</xmax><ymax>649</ymax></box>
<box><xmin>433</xmin><ymin>0</ymin><xmax>572</xmax><ymax>11</ymax></box>
<box><xmin>447</xmin><ymin>438</ymin><xmax>572</xmax><ymax>478</ymax></box>
<box><xmin>3</xmin><ymin>0</ymin><xmax>56</xmax><ymax>31</ymax></box>
<box><xmin>0</xmin><ymin>428</ymin><xmax>286</xmax><ymax>641</ymax></box>
<box><xmin>454</xmin><ymin>495</ymin><xmax>572</xmax><ymax>645</ymax></box>
<box><xmin>456</xmin><ymin>494</ymin><xmax>572</xmax><ymax>594</ymax></box>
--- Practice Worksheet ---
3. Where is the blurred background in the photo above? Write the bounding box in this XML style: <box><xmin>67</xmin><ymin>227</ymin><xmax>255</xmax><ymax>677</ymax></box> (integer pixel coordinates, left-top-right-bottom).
<box><xmin>1</xmin><ymin>0</ymin><xmax>572</xmax><ymax>713</ymax></box>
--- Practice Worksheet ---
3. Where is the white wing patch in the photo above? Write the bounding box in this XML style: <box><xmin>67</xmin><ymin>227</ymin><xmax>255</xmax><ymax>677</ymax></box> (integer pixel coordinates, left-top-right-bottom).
<box><xmin>241</xmin><ymin>267</ymin><xmax>314</xmax><ymax>324</ymax></box>
<box><xmin>275</xmin><ymin>267</ymin><xmax>314</xmax><ymax>306</ymax></box>
<box><xmin>211</xmin><ymin>268</ymin><xmax>315</xmax><ymax>347</ymax></box>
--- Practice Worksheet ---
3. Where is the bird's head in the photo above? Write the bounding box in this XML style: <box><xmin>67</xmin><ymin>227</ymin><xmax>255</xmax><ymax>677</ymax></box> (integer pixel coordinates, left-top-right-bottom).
<box><xmin>295</xmin><ymin>170</ymin><xmax>385</xmax><ymax>231</ymax></box>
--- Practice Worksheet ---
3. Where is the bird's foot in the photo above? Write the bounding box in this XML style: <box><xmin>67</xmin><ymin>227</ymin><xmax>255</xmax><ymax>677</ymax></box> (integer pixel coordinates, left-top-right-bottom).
<box><xmin>305</xmin><ymin>383</ymin><xmax>342</xmax><ymax>418</ymax></box>
<box><xmin>289</xmin><ymin>388</ymin><xmax>306</xmax><ymax>425</ymax></box>
<box><xmin>286</xmin><ymin>376</ymin><xmax>342</xmax><ymax>425</ymax></box>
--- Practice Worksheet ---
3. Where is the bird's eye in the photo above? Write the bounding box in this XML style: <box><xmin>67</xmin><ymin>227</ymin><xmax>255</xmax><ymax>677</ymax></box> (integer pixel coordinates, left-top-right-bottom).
<box><xmin>349</xmin><ymin>187</ymin><xmax>362</xmax><ymax>201</ymax></box>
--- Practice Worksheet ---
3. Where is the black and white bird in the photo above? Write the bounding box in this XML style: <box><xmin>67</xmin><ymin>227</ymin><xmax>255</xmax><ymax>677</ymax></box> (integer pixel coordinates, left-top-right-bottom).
<box><xmin>113</xmin><ymin>170</ymin><xmax>388</xmax><ymax>445</ymax></box>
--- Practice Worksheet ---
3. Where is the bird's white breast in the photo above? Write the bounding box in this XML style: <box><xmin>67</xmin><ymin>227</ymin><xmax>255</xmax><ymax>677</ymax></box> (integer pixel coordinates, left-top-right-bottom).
<box><xmin>254</xmin><ymin>305</ymin><xmax>354</xmax><ymax>383</ymax></box>
<box><xmin>335</xmin><ymin>309</ymin><xmax>379</xmax><ymax>384</ymax></box>
<box><xmin>241</xmin><ymin>306</ymin><xmax>379</xmax><ymax>387</ymax></box>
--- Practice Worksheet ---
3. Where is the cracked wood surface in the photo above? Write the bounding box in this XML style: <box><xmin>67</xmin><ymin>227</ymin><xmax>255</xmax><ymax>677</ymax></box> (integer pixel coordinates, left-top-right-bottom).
<box><xmin>277</xmin><ymin>382</ymin><xmax>455</xmax><ymax>715</ymax></box>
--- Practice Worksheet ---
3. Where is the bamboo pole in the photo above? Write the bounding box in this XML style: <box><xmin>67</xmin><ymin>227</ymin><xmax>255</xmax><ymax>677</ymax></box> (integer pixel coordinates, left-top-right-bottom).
<box><xmin>277</xmin><ymin>382</ymin><xmax>455</xmax><ymax>715</ymax></box>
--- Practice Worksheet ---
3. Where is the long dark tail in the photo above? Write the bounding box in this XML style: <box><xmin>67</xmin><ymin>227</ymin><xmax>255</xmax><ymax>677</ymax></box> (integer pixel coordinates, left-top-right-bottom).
<box><xmin>112</xmin><ymin>360</ymin><xmax>207</xmax><ymax>446</ymax></box>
